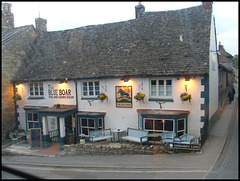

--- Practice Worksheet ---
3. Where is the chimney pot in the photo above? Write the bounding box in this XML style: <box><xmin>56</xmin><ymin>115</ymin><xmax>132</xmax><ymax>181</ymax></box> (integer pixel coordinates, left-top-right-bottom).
<box><xmin>135</xmin><ymin>3</ymin><xmax>145</xmax><ymax>19</ymax></box>
<box><xmin>202</xmin><ymin>1</ymin><xmax>212</xmax><ymax>11</ymax></box>
<box><xmin>35</xmin><ymin>18</ymin><xmax>47</xmax><ymax>35</ymax></box>
<box><xmin>2</xmin><ymin>3</ymin><xmax>14</xmax><ymax>31</ymax></box>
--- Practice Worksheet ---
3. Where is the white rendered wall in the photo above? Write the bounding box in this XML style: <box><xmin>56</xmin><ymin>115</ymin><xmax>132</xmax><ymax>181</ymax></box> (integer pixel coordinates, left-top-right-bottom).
<box><xmin>77</xmin><ymin>77</ymin><xmax>204</xmax><ymax>136</ymax></box>
<box><xmin>17</xmin><ymin>77</ymin><xmax>204</xmax><ymax>137</ymax></box>
<box><xmin>209</xmin><ymin>15</ymin><xmax>219</xmax><ymax>119</ymax></box>
<box><xmin>17</xmin><ymin>81</ymin><xmax>76</xmax><ymax>131</ymax></box>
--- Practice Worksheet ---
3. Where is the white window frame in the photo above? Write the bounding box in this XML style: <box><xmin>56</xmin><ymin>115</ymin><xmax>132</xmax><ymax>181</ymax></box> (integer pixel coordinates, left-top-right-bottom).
<box><xmin>177</xmin><ymin>118</ymin><xmax>186</xmax><ymax>137</ymax></box>
<box><xmin>80</xmin><ymin>118</ymin><xmax>95</xmax><ymax>136</ymax></box>
<box><xmin>144</xmin><ymin>118</ymin><xmax>174</xmax><ymax>133</ymax></box>
<box><xmin>98</xmin><ymin>118</ymin><xmax>103</xmax><ymax>130</ymax></box>
<box><xmin>27</xmin><ymin>112</ymin><xmax>39</xmax><ymax>130</ymax></box>
<box><xmin>82</xmin><ymin>81</ymin><xmax>100</xmax><ymax>98</ymax></box>
<box><xmin>150</xmin><ymin>79</ymin><xmax>172</xmax><ymax>98</ymax></box>
<box><xmin>29</xmin><ymin>82</ymin><xmax>44</xmax><ymax>97</ymax></box>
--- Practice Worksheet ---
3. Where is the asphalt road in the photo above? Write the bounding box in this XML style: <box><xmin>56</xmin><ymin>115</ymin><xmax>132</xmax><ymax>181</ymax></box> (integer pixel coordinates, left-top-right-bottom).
<box><xmin>205</xmin><ymin>100</ymin><xmax>238</xmax><ymax>179</ymax></box>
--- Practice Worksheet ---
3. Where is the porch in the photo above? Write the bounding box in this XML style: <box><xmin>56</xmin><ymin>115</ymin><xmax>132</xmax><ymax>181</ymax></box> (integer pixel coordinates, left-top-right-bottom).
<box><xmin>36</xmin><ymin>104</ymin><xmax>77</xmax><ymax>151</ymax></box>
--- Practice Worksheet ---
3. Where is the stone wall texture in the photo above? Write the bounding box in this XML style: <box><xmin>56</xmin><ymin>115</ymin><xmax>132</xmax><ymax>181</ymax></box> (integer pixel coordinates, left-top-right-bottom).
<box><xmin>63</xmin><ymin>142</ymin><xmax>165</xmax><ymax>156</ymax></box>
<box><xmin>2</xmin><ymin>26</ymin><xmax>37</xmax><ymax>138</ymax></box>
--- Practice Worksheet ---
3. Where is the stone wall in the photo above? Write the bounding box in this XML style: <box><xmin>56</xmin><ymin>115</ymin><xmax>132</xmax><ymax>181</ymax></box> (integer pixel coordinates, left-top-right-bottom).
<box><xmin>63</xmin><ymin>142</ymin><xmax>165</xmax><ymax>155</ymax></box>
<box><xmin>2</xmin><ymin>25</ymin><xmax>37</xmax><ymax>138</ymax></box>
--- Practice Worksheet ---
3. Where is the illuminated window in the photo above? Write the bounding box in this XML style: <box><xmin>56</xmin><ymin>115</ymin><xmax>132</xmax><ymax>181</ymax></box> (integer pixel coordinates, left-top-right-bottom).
<box><xmin>150</xmin><ymin>79</ymin><xmax>172</xmax><ymax>97</ymax></box>
<box><xmin>144</xmin><ymin>119</ymin><xmax>174</xmax><ymax>133</ymax></box>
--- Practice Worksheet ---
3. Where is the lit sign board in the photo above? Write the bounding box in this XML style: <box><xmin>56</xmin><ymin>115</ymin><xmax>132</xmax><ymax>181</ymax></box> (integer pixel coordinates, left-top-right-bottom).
<box><xmin>48</xmin><ymin>85</ymin><xmax>74</xmax><ymax>99</ymax></box>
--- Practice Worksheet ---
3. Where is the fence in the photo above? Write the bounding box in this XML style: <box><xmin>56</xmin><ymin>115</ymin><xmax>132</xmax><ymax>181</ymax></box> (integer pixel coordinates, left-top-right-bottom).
<box><xmin>49</xmin><ymin>129</ymin><xmax>59</xmax><ymax>143</ymax></box>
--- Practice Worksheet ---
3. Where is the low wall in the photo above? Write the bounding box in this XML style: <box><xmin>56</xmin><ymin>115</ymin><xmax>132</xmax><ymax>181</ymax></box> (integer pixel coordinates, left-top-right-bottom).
<box><xmin>63</xmin><ymin>142</ymin><xmax>165</xmax><ymax>155</ymax></box>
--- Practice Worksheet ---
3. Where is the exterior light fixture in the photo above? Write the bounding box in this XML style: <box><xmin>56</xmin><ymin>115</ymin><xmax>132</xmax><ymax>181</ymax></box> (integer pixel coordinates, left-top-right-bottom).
<box><xmin>184</xmin><ymin>76</ymin><xmax>191</xmax><ymax>92</ymax></box>
<box><xmin>121</xmin><ymin>77</ymin><xmax>129</xmax><ymax>82</ymax></box>
<box><xmin>59</xmin><ymin>78</ymin><xmax>68</xmax><ymax>84</ymax></box>
<box><xmin>16</xmin><ymin>82</ymin><xmax>23</xmax><ymax>92</ymax></box>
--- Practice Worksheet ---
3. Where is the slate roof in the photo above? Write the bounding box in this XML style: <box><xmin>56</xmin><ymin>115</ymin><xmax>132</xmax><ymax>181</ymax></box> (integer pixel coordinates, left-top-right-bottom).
<box><xmin>12</xmin><ymin>5</ymin><xmax>212</xmax><ymax>82</ymax></box>
<box><xmin>2</xmin><ymin>25</ymin><xmax>33</xmax><ymax>45</ymax></box>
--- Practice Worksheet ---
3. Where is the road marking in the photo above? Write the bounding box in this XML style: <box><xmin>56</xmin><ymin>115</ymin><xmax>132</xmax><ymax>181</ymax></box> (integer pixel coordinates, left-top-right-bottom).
<box><xmin>6</xmin><ymin>165</ymin><xmax>208</xmax><ymax>173</ymax></box>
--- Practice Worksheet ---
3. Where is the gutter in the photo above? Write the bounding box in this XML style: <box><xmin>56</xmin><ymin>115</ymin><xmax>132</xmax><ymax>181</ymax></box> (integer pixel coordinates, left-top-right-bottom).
<box><xmin>74</xmin><ymin>79</ymin><xmax>78</xmax><ymax>142</ymax></box>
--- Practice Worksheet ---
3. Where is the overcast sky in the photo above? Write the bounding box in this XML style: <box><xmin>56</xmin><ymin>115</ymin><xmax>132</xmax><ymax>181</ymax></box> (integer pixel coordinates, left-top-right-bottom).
<box><xmin>3</xmin><ymin>1</ymin><xmax>238</xmax><ymax>56</ymax></box>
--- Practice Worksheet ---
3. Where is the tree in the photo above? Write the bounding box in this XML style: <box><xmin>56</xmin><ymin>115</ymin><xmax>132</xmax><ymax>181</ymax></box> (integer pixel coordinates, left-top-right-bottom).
<box><xmin>232</xmin><ymin>55</ymin><xmax>238</xmax><ymax>66</ymax></box>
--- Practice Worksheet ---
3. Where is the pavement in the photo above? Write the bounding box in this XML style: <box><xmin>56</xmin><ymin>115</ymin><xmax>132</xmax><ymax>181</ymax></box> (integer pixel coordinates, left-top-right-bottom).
<box><xmin>2</xmin><ymin>83</ymin><xmax>238</xmax><ymax>170</ymax></box>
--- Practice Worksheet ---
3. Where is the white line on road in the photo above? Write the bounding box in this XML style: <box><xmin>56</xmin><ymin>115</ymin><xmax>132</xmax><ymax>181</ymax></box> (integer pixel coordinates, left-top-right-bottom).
<box><xmin>6</xmin><ymin>165</ymin><xmax>208</xmax><ymax>173</ymax></box>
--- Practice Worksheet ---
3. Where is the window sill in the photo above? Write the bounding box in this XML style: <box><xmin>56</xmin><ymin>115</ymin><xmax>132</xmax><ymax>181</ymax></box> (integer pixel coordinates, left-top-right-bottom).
<box><xmin>28</xmin><ymin>96</ymin><xmax>45</xmax><ymax>100</ymax></box>
<box><xmin>81</xmin><ymin>97</ymin><xmax>98</xmax><ymax>100</ymax></box>
<box><xmin>148</xmin><ymin>98</ymin><xmax>174</xmax><ymax>102</ymax></box>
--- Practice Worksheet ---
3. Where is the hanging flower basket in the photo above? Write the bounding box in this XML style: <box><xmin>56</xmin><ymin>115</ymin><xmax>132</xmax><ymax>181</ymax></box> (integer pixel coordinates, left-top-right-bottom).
<box><xmin>98</xmin><ymin>93</ymin><xmax>108</xmax><ymax>102</ymax></box>
<box><xmin>180</xmin><ymin>93</ymin><xmax>192</xmax><ymax>103</ymax></box>
<box><xmin>12</xmin><ymin>94</ymin><xmax>21</xmax><ymax>101</ymax></box>
<box><xmin>134</xmin><ymin>92</ymin><xmax>145</xmax><ymax>103</ymax></box>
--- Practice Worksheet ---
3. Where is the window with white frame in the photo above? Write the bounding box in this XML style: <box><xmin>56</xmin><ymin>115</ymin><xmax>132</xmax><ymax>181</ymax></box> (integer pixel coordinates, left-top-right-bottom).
<box><xmin>177</xmin><ymin>118</ymin><xmax>186</xmax><ymax>137</ymax></box>
<box><xmin>82</xmin><ymin>81</ymin><xmax>100</xmax><ymax>97</ymax></box>
<box><xmin>144</xmin><ymin>119</ymin><xmax>174</xmax><ymax>133</ymax></box>
<box><xmin>29</xmin><ymin>82</ymin><xmax>44</xmax><ymax>96</ymax></box>
<box><xmin>98</xmin><ymin>118</ymin><xmax>103</xmax><ymax>130</ymax></box>
<box><xmin>80</xmin><ymin>118</ymin><xmax>95</xmax><ymax>136</ymax></box>
<box><xmin>150</xmin><ymin>79</ymin><xmax>172</xmax><ymax>97</ymax></box>
<box><xmin>27</xmin><ymin>112</ymin><xmax>39</xmax><ymax>130</ymax></box>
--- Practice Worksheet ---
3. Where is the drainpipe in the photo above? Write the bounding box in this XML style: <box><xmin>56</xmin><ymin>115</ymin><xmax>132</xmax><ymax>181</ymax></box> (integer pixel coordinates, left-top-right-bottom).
<box><xmin>13</xmin><ymin>82</ymin><xmax>18</xmax><ymax>129</ymax></box>
<box><xmin>74</xmin><ymin>79</ymin><xmax>78</xmax><ymax>143</ymax></box>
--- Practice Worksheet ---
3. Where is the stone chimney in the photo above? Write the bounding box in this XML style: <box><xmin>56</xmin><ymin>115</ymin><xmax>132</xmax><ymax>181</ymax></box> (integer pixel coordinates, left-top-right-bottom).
<box><xmin>35</xmin><ymin>17</ymin><xmax>47</xmax><ymax>35</ymax></box>
<box><xmin>135</xmin><ymin>2</ymin><xmax>145</xmax><ymax>19</ymax></box>
<box><xmin>202</xmin><ymin>1</ymin><xmax>212</xmax><ymax>11</ymax></box>
<box><xmin>2</xmin><ymin>3</ymin><xmax>14</xmax><ymax>31</ymax></box>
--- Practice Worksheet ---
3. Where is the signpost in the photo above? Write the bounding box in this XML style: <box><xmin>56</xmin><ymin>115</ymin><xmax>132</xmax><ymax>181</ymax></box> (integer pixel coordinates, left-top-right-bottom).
<box><xmin>167</xmin><ymin>143</ymin><xmax>200</xmax><ymax>151</ymax></box>
<box><xmin>30</xmin><ymin>128</ymin><xmax>42</xmax><ymax>150</ymax></box>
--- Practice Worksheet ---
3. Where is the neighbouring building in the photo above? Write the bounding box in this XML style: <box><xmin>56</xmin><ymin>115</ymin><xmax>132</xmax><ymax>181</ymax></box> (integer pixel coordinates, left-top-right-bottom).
<box><xmin>3</xmin><ymin>2</ymin><xmax>234</xmax><ymax>150</ymax></box>
<box><xmin>1</xmin><ymin>3</ymin><xmax>44</xmax><ymax>138</ymax></box>
<box><xmin>218</xmin><ymin>42</ymin><xmax>236</xmax><ymax>112</ymax></box>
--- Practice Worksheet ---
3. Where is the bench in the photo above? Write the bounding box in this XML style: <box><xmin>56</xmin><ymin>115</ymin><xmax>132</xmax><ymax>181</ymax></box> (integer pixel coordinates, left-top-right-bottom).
<box><xmin>165</xmin><ymin>134</ymin><xmax>200</xmax><ymax>152</ymax></box>
<box><xmin>120</xmin><ymin>128</ymin><xmax>149</xmax><ymax>145</ymax></box>
<box><xmin>89</xmin><ymin>129</ymin><xmax>114</xmax><ymax>145</ymax></box>
<box><xmin>9</xmin><ymin>133</ymin><xmax>24</xmax><ymax>144</ymax></box>
<box><xmin>173</xmin><ymin>134</ymin><xmax>196</xmax><ymax>144</ymax></box>
<box><xmin>161</xmin><ymin>131</ymin><xmax>176</xmax><ymax>145</ymax></box>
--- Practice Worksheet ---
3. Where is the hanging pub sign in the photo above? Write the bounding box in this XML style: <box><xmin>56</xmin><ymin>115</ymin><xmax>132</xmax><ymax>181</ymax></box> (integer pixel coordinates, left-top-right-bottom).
<box><xmin>48</xmin><ymin>85</ymin><xmax>74</xmax><ymax>99</ymax></box>
<box><xmin>116</xmin><ymin>86</ymin><xmax>132</xmax><ymax>108</ymax></box>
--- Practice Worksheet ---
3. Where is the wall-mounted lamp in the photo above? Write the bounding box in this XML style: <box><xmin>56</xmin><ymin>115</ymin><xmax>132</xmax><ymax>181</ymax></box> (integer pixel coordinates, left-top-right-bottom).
<box><xmin>185</xmin><ymin>77</ymin><xmax>191</xmax><ymax>81</ymax></box>
<box><xmin>184</xmin><ymin>76</ymin><xmax>191</xmax><ymax>92</ymax></box>
<box><xmin>59</xmin><ymin>78</ymin><xmax>68</xmax><ymax>84</ymax></box>
<box><xmin>16</xmin><ymin>82</ymin><xmax>23</xmax><ymax>93</ymax></box>
<box><xmin>121</xmin><ymin>77</ymin><xmax>130</xmax><ymax>82</ymax></box>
